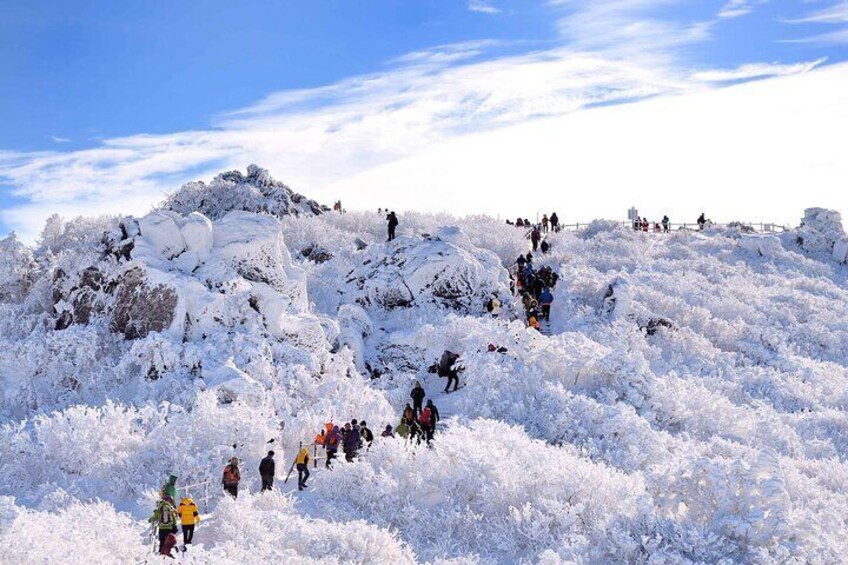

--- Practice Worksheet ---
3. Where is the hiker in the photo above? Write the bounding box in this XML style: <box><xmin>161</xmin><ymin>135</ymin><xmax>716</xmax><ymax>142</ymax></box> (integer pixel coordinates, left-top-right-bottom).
<box><xmin>697</xmin><ymin>213</ymin><xmax>706</xmax><ymax>230</ymax></box>
<box><xmin>160</xmin><ymin>532</ymin><xmax>178</xmax><ymax>558</ymax></box>
<box><xmin>382</xmin><ymin>424</ymin><xmax>395</xmax><ymax>438</ymax></box>
<box><xmin>516</xmin><ymin>255</ymin><xmax>526</xmax><ymax>271</ymax></box>
<box><xmin>439</xmin><ymin>351</ymin><xmax>461</xmax><ymax>393</ymax></box>
<box><xmin>360</xmin><ymin>420</ymin><xmax>374</xmax><ymax>447</ymax></box>
<box><xmin>662</xmin><ymin>215</ymin><xmax>670</xmax><ymax>233</ymax></box>
<box><xmin>541</xmin><ymin>214</ymin><xmax>549</xmax><ymax>234</ymax></box>
<box><xmin>531</xmin><ymin>227</ymin><xmax>541</xmax><ymax>251</ymax></box>
<box><xmin>525</xmin><ymin>251</ymin><xmax>533</xmax><ymax>265</ymax></box>
<box><xmin>550</xmin><ymin>212</ymin><xmax>559</xmax><ymax>232</ymax></box>
<box><xmin>541</xmin><ymin>240</ymin><xmax>550</xmax><ymax>254</ymax></box>
<box><xmin>411</xmin><ymin>381</ymin><xmax>426</xmax><ymax>417</ymax></box>
<box><xmin>654</xmin><ymin>222</ymin><xmax>661</xmax><ymax>233</ymax></box>
<box><xmin>343</xmin><ymin>422</ymin><xmax>360</xmax><ymax>462</ymax></box>
<box><xmin>403</xmin><ymin>403</ymin><xmax>415</xmax><ymax>423</ymax></box>
<box><xmin>259</xmin><ymin>450</ymin><xmax>275</xmax><ymax>492</ymax></box>
<box><xmin>408</xmin><ymin>415</ymin><xmax>423</xmax><ymax>443</ymax></box>
<box><xmin>149</xmin><ymin>495</ymin><xmax>178</xmax><ymax>554</ymax></box>
<box><xmin>419</xmin><ymin>405</ymin><xmax>434</xmax><ymax>444</ymax></box>
<box><xmin>178</xmin><ymin>496</ymin><xmax>200</xmax><ymax>546</ymax></box>
<box><xmin>642</xmin><ymin>218</ymin><xmax>649</xmax><ymax>232</ymax></box>
<box><xmin>314</xmin><ymin>429</ymin><xmax>325</xmax><ymax>447</ymax></box>
<box><xmin>521</xmin><ymin>291</ymin><xmax>534</xmax><ymax>313</ymax></box>
<box><xmin>295</xmin><ymin>446</ymin><xmax>310</xmax><ymax>490</ymax></box>
<box><xmin>540</xmin><ymin>288</ymin><xmax>554</xmax><ymax>320</ymax></box>
<box><xmin>396</xmin><ymin>418</ymin><xmax>410</xmax><ymax>439</ymax></box>
<box><xmin>426</xmin><ymin>399</ymin><xmax>440</xmax><ymax>435</ymax></box>
<box><xmin>159</xmin><ymin>475</ymin><xmax>178</xmax><ymax>502</ymax></box>
<box><xmin>387</xmin><ymin>211</ymin><xmax>399</xmax><ymax>241</ymax></box>
<box><xmin>324</xmin><ymin>425</ymin><xmax>341</xmax><ymax>468</ymax></box>
<box><xmin>222</xmin><ymin>457</ymin><xmax>241</xmax><ymax>498</ymax></box>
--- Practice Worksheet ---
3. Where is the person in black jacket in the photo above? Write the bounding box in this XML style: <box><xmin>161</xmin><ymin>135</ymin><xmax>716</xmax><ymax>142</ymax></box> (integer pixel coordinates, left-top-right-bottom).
<box><xmin>425</xmin><ymin>399</ymin><xmax>440</xmax><ymax>435</ymax></box>
<box><xmin>387</xmin><ymin>211</ymin><xmax>399</xmax><ymax>241</ymax></box>
<box><xmin>410</xmin><ymin>381</ymin><xmax>426</xmax><ymax>417</ymax></box>
<box><xmin>259</xmin><ymin>451</ymin><xmax>275</xmax><ymax>492</ymax></box>
<box><xmin>360</xmin><ymin>421</ymin><xmax>374</xmax><ymax>448</ymax></box>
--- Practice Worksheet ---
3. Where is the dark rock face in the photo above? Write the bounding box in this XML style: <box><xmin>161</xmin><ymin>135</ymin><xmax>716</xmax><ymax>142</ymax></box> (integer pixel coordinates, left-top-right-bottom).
<box><xmin>301</xmin><ymin>244</ymin><xmax>334</xmax><ymax>264</ymax></box>
<box><xmin>110</xmin><ymin>268</ymin><xmax>178</xmax><ymax>340</ymax></box>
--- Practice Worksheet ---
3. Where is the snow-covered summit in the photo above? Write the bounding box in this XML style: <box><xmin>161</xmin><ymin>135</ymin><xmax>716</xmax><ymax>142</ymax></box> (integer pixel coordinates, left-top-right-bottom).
<box><xmin>162</xmin><ymin>164</ymin><xmax>328</xmax><ymax>220</ymax></box>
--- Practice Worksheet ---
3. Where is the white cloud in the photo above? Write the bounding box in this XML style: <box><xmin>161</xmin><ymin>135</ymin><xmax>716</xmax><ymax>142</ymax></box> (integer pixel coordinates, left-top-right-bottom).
<box><xmin>785</xmin><ymin>1</ymin><xmax>848</xmax><ymax>43</ymax></box>
<box><xmin>790</xmin><ymin>2</ymin><xmax>848</xmax><ymax>24</ymax></box>
<box><xmin>717</xmin><ymin>0</ymin><xmax>768</xmax><ymax>19</ymax></box>
<box><xmin>551</xmin><ymin>0</ymin><xmax>714</xmax><ymax>57</ymax></box>
<box><xmin>327</xmin><ymin>62</ymin><xmax>848</xmax><ymax>228</ymax></box>
<box><xmin>691</xmin><ymin>58</ymin><xmax>826</xmax><ymax>82</ymax></box>
<box><xmin>2</xmin><ymin>43</ymin><xmax>704</xmax><ymax>240</ymax></box>
<box><xmin>468</xmin><ymin>0</ymin><xmax>501</xmax><ymax>15</ymax></box>
<box><xmin>48</xmin><ymin>136</ymin><xmax>71</xmax><ymax>143</ymax></box>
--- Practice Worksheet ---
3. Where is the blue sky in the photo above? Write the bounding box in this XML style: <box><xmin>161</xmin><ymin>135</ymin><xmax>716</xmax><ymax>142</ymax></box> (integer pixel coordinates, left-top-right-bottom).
<box><xmin>2</xmin><ymin>0</ymin><xmax>848</xmax><ymax>239</ymax></box>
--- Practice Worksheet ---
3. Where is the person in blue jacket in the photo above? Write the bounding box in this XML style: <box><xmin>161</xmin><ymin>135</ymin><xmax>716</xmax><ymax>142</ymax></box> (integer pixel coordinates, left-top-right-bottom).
<box><xmin>539</xmin><ymin>288</ymin><xmax>554</xmax><ymax>320</ymax></box>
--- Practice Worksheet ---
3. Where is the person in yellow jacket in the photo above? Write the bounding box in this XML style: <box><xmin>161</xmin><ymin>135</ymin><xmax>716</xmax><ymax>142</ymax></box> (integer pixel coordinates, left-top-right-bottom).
<box><xmin>177</xmin><ymin>497</ymin><xmax>200</xmax><ymax>546</ymax></box>
<box><xmin>295</xmin><ymin>447</ymin><xmax>310</xmax><ymax>491</ymax></box>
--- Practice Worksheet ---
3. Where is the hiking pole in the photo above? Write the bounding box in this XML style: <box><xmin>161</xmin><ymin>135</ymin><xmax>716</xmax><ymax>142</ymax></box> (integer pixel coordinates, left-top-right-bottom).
<box><xmin>283</xmin><ymin>442</ymin><xmax>302</xmax><ymax>484</ymax></box>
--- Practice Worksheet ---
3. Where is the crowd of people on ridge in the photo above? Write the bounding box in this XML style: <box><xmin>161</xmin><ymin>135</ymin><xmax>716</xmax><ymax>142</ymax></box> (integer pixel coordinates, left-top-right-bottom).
<box><xmin>633</xmin><ymin>213</ymin><xmax>711</xmax><ymax>232</ymax></box>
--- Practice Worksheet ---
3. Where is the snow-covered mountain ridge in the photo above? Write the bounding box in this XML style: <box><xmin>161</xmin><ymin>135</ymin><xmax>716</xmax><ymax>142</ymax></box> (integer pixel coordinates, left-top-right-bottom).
<box><xmin>1</xmin><ymin>167</ymin><xmax>848</xmax><ymax>563</ymax></box>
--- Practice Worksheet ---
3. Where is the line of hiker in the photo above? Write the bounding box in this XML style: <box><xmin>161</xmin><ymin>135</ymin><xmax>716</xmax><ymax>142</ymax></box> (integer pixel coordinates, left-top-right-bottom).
<box><xmin>508</xmin><ymin>212</ymin><xmax>559</xmax><ymax>233</ymax></box>
<box><xmin>514</xmin><ymin>252</ymin><xmax>558</xmax><ymax>331</ymax></box>
<box><xmin>149</xmin><ymin>486</ymin><xmax>200</xmax><ymax>556</ymax></box>
<box><xmin>314</xmin><ymin>418</ymin><xmax>375</xmax><ymax>469</ymax></box>
<box><xmin>632</xmin><ymin>213</ymin><xmax>711</xmax><ymax>232</ymax></box>
<box><xmin>633</xmin><ymin>215</ymin><xmax>671</xmax><ymax>233</ymax></box>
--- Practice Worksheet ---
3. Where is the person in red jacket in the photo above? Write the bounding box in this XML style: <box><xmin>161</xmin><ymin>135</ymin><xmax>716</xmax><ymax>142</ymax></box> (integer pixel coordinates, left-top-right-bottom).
<box><xmin>418</xmin><ymin>406</ymin><xmax>434</xmax><ymax>444</ymax></box>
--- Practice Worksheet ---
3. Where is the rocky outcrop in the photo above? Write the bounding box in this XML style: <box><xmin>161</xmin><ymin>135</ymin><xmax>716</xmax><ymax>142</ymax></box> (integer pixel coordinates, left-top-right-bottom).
<box><xmin>161</xmin><ymin>164</ymin><xmax>328</xmax><ymax>220</ymax></box>
<box><xmin>347</xmin><ymin>226</ymin><xmax>509</xmax><ymax>312</ymax></box>
<box><xmin>796</xmin><ymin>208</ymin><xmax>848</xmax><ymax>263</ymax></box>
<box><xmin>110</xmin><ymin>268</ymin><xmax>178</xmax><ymax>340</ymax></box>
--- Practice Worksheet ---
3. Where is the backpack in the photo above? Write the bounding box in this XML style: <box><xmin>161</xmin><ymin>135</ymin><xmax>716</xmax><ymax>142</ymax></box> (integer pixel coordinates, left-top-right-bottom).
<box><xmin>159</xmin><ymin>502</ymin><xmax>175</xmax><ymax>527</ymax></box>
<box><xmin>419</xmin><ymin>408</ymin><xmax>432</xmax><ymax>426</ymax></box>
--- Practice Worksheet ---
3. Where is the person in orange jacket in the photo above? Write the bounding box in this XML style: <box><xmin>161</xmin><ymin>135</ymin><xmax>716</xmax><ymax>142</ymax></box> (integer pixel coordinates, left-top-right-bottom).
<box><xmin>178</xmin><ymin>497</ymin><xmax>200</xmax><ymax>546</ymax></box>
<box><xmin>222</xmin><ymin>457</ymin><xmax>241</xmax><ymax>498</ymax></box>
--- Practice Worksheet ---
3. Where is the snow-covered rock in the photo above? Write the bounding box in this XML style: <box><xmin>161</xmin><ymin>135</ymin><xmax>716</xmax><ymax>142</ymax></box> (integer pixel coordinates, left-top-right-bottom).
<box><xmin>738</xmin><ymin>234</ymin><xmax>783</xmax><ymax>258</ymax></box>
<box><xmin>162</xmin><ymin>164</ymin><xmax>327</xmax><ymax>220</ymax></box>
<box><xmin>348</xmin><ymin>227</ymin><xmax>510</xmax><ymax>312</ymax></box>
<box><xmin>796</xmin><ymin>207</ymin><xmax>848</xmax><ymax>262</ymax></box>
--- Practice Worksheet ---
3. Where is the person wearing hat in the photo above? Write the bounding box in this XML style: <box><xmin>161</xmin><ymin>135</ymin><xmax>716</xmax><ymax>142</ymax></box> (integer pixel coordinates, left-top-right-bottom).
<box><xmin>222</xmin><ymin>457</ymin><xmax>241</xmax><ymax>498</ymax></box>
<box><xmin>259</xmin><ymin>450</ymin><xmax>275</xmax><ymax>492</ymax></box>
<box><xmin>149</xmin><ymin>494</ymin><xmax>178</xmax><ymax>554</ymax></box>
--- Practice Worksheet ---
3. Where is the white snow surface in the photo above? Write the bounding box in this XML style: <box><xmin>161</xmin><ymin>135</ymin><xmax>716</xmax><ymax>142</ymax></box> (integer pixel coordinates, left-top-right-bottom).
<box><xmin>2</xmin><ymin>189</ymin><xmax>848</xmax><ymax>563</ymax></box>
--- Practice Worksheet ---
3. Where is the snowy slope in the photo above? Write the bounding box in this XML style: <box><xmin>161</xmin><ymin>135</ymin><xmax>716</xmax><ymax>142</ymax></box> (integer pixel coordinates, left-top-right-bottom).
<box><xmin>2</xmin><ymin>169</ymin><xmax>848</xmax><ymax>563</ymax></box>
